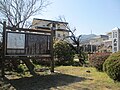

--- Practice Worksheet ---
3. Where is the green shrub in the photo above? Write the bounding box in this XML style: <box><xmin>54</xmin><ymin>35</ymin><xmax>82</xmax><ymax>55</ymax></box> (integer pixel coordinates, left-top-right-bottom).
<box><xmin>16</xmin><ymin>64</ymin><xmax>28</xmax><ymax>74</ymax></box>
<box><xmin>89</xmin><ymin>53</ymin><xmax>110</xmax><ymax>71</ymax></box>
<box><xmin>4</xmin><ymin>59</ymin><xmax>21</xmax><ymax>71</ymax></box>
<box><xmin>17</xmin><ymin>64</ymin><xmax>24</xmax><ymax>73</ymax></box>
<box><xmin>103</xmin><ymin>51</ymin><xmax>120</xmax><ymax>82</ymax></box>
<box><xmin>54</xmin><ymin>40</ymin><xmax>75</xmax><ymax>66</ymax></box>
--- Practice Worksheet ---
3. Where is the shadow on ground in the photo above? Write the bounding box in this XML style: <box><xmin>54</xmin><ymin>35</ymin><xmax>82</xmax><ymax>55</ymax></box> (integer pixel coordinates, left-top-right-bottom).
<box><xmin>2</xmin><ymin>73</ymin><xmax>92</xmax><ymax>90</ymax></box>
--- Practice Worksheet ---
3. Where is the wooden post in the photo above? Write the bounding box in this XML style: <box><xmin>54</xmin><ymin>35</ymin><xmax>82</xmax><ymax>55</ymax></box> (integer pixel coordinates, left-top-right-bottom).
<box><xmin>50</xmin><ymin>26</ymin><xmax>54</xmax><ymax>73</ymax></box>
<box><xmin>1</xmin><ymin>21</ymin><xmax>6</xmax><ymax>77</ymax></box>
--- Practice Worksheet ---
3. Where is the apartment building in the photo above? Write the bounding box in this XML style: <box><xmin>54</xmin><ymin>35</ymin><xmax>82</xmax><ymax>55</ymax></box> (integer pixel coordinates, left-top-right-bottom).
<box><xmin>89</xmin><ymin>35</ymin><xmax>110</xmax><ymax>52</ymax></box>
<box><xmin>90</xmin><ymin>35</ymin><xmax>109</xmax><ymax>46</ymax></box>
<box><xmin>31</xmin><ymin>18</ymin><xmax>69</xmax><ymax>41</ymax></box>
<box><xmin>102</xmin><ymin>32</ymin><xmax>112</xmax><ymax>52</ymax></box>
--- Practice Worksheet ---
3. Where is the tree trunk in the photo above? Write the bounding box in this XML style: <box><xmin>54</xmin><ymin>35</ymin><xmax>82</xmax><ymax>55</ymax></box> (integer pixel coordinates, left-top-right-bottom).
<box><xmin>78</xmin><ymin>58</ymin><xmax>84</xmax><ymax>66</ymax></box>
<box><xmin>78</xmin><ymin>54</ymin><xmax>85</xmax><ymax>66</ymax></box>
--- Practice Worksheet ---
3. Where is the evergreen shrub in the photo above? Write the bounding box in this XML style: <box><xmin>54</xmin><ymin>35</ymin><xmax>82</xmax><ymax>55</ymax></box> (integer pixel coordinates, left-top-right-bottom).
<box><xmin>103</xmin><ymin>51</ymin><xmax>120</xmax><ymax>82</ymax></box>
<box><xmin>54</xmin><ymin>40</ymin><xmax>75</xmax><ymax>66</ymax></box>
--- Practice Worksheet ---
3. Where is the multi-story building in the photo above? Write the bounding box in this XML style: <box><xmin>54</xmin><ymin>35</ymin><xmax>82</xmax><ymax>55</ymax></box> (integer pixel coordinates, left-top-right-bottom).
<box><xmin>102</xmin><ymin>32</ymin><xmax>112</xmax><ymax>52</ymax></box>
<box><xmin>90</xmin><ymin>35</ymin><xmax>108</xmax><ymax>46</ymax></box>
<box><xmin>89</xmin><ymin>35</ymin><xmax>109</xmax><ymax>52</ymax></box>
<box><xmin>102</xmin><ymin>39</ymin><xmax>112</xmax><ymax>52</ymax></box>
<box><xmin>31</xmin><ymin>18</ymin><xmax>69</xmax><ymax>41</ymax></box>
<box><xmin>112</xmin><ymin>27</ymin><xmax>120</xmax><ymax>53</ymax></box>
<box><xmin>107</xmin><ymin>32</ymin><xmax>112</xmax><ymax>40</ymax></box>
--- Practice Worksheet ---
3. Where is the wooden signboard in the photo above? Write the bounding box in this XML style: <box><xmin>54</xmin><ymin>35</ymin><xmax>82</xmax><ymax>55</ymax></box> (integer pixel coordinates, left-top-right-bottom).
<box><xmin>1</xmin><ymin>21</ymin><xmax>54</xmax><ymax>77</ymax></box>
<box><xmin>6</xmin><ymin>31</ymin><xmax>50</xmax><ymax>56</ymax></box>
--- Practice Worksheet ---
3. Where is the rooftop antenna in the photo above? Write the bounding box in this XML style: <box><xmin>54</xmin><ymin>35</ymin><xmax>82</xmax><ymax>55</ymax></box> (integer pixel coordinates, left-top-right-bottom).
<box><xmin>91</xmin><ymin>30</ymin><xmax>92</xmax><ymax>34</ymax></box>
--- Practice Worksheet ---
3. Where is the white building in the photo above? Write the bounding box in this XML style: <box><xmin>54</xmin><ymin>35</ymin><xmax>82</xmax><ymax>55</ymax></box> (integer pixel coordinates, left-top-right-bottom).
<box><xmin>89</xmin><ymin>35</ymin><xmax>110</xmax><ymax>52</ymax></box>
<box><xmin>31</xmin><ymin>18</ymin><xmax>69</xmax><ymax>41</ymax></box>
<box><xmin>102</xmin><ymin>32</ymin><xmax>112</xmax><ymax>52</ymax></box>
<box><xmin>107</xmin><ymin>32</ymin><xmax>112</xmax><ymax>40</ymax></box>
<box><xmin>90</xmin><ymin>35</ymin><xmax>108</xmax><ymax>46</ymax></box>
<box><xmin>112</xmin><ymin>27</ymin><xmax>120</xmax><ymax>53</ymax></box>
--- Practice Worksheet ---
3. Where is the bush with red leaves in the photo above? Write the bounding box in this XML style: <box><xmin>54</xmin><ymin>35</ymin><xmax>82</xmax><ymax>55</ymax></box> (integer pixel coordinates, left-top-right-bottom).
<box><xmin>89</xmin><ymin>52</ymin><xmax>111</xmax><ymax>71</ymax></box>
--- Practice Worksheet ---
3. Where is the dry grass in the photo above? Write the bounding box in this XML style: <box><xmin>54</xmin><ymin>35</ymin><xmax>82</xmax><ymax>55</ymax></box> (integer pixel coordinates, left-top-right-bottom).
<box><xmin>0</xmin><ymin>66</ymin><xmax>120</xmax><ymax>90</ymax></box>
<box><xmin>55</xmin><ymin>66</ymin><xmax>120</xmax><ymax>90</ymax></box>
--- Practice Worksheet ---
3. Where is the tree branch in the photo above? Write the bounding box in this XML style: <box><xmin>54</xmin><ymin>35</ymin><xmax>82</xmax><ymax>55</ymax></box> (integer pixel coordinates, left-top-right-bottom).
<box><xmin>0</xmin><ymin>0</ymin><xmax>50</xmax><ymax>28</ymax></box>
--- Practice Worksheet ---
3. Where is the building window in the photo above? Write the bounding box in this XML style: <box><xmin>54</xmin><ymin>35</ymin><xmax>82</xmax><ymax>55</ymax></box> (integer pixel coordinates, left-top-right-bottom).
<box><xmin>58</xmin><ymin>34</ymin><xmax>61</xmax><ymax>37</ymax></box>
<box><xmin>63</xmin><ymin>34</ymin><xmax>65</xmax><ymax>37</ymax></box>
<box><xmin>53</xmin><ymin>23</ymin><xmax>56</xmax><ymax>28</ymax></box>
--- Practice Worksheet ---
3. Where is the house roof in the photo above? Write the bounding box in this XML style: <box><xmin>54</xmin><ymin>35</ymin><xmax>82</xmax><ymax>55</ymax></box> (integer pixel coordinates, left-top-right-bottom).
<box><xmin>33</xmin><ymin>18</ymin><xmax>68</xmax><ymax>24</ymax></box>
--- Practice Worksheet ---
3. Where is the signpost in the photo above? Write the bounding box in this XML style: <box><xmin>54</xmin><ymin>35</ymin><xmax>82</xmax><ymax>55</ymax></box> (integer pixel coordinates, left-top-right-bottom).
<box><xmin>1</xmin><ymin>21</ymin><xmax>54</xmax><ymax>77</ymax></box>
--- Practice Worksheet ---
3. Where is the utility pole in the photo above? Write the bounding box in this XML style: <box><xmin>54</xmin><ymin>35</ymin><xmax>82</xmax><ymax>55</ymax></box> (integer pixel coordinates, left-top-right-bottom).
<box><xmin>50</xmin><ymin>22</ymin><xmax>56</xmax><ymax>73</ymax></box>
<box><xmin>91</xmin><ymin>30</ymin><xmax>92</xmax><ymax>34</ymax></box>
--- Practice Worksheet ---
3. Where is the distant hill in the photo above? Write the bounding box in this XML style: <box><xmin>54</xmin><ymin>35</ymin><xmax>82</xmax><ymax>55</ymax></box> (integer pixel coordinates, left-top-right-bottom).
<box><xmin>80</xmin><ymin>34</ymin><xmax>97</xmax><ymax>44</ymax></box>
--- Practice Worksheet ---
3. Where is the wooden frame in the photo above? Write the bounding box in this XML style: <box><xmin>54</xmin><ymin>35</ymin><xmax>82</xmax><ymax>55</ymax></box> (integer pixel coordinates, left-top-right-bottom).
<box><xmin>6</xmin><ymin>31</ymin><xmax>51</xmax><ymax>56</ymax></box>
<box><xmin>1</xmin><ymin>21</ymin><xmax>54</xmax><ymax>77</ymax></box>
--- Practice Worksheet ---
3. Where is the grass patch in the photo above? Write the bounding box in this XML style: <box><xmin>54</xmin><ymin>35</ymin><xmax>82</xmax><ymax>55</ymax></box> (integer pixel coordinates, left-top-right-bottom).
<box><xmin>0</xmin><ymin>66</ymin><xmax>120</xmax><ymax>90</ymax></box>
<box><xmin>55</xmin><ymin>66</ymin><xmax>120</xmax><ymax>90</ymax></box>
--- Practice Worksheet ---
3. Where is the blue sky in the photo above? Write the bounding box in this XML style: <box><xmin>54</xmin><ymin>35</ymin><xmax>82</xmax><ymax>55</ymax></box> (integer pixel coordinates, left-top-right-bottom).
<box><xmin>33</xmin><ymin>0</ymin><xmax>120</xmax><ymax>35</ymax></box>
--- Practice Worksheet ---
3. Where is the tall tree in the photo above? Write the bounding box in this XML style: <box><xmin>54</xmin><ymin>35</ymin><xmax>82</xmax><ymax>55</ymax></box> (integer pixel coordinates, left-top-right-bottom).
<box><xmin>58</xmin><ymin>16</ymin><xmax>85</xmax><ymax>66</ymax></box>
<box><xmin>0</xmin><ymin>0</ymin><xmax>49</xmax><ymax>28</ymax></box>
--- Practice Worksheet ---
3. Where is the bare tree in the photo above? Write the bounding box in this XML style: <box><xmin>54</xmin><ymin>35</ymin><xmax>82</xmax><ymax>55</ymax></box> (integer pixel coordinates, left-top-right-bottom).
<box><xmin>0</xmin><ymin>0</ymin><xmax>50</xmax><ymax>28</ymax></box>
<box><xmin>0</xmin><ymin>0</ymin><xmax>50</xmax><ymax>75</ymax></box>
<box><xmin>58</xmin><ymin>16</ymin><xmax>85</xmax><ymax>66</ymax></box>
